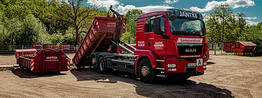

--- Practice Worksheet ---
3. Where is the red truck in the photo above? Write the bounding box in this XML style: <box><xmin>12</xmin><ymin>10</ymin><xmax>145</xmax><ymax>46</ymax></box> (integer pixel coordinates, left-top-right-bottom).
<box><xmin>73</xmin><ymin>7</ymin><xmax>208</xmax><ymax>82</ymax></box>
<box><xmin>16</xmin><ymin>49</ymin><xmax>70</xmax><ymax>73</ymax></box>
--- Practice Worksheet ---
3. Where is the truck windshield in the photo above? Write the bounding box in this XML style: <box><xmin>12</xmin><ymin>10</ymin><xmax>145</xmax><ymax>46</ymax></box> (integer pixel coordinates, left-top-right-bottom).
<box><xmin>169</xmin><ymin>18</ymin><xmax>204</xmax><ymax>36</ymax></box>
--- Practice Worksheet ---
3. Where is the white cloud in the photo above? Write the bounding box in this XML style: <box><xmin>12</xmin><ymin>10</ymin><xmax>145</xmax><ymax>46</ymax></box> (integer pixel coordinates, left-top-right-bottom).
<box><xmin>86</xmin><ymin>0</ymin><xmax>174</xmax><ymax>14</ymax></box>
<box><xmin>87</xmin><ymin>0</ymin><xmax>119</xmax><ymax>8</ymax></box>
<box><xmin>245</xmin><ymin>17</ymin><xmax>258</xmax><ymax>26</ymax></box>
<box><xmin>190</xmin><ymin>0</ymin><xmax>255</xmax><ymax>12</ymax></box>
<box><xmin>117</xmin><ymin>5</ymin><xmax>136</xmax><ymax>14</ymax></box>
<box><xmin>247</xmin><ymin>20</ymin><xmax>259</xmax><ymax>26</ymax></box>
<box><xmin>165</xmin><ymin>0</ymin><xmax>178</xmax><ymax>4</ymax></box>
<box><xmin>245</xmin><ymin>17</ymin><xmax>257</xmax><ymax>20</ymax></box>
<box><xmin>235</xmin><ymin>16</ymin><xmax>258</xmax><ymax>25</ymax></box>
<box><xmin>117</xmin><ymin>5</ymin><xmax>174</xmax><ymax>14</ymax></box>
<box><xmin>202</xmin><ymin>14</ymin><xmax>258</xmax><ymax>26</ymax></box>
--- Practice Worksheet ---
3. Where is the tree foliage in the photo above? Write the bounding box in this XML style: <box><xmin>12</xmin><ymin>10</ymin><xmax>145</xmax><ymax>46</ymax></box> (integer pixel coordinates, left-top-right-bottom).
<box><xmin>245</xmin><ymin>22</ymin><xmax>262</xmax><ymax>55</ymax></box>
<box><xmin>55</xmin><ymin>0</ymin><xmax>97</xmax><ymax>45</ymax></box>
<box><xmin>1</xmin><ymin>0</ymin><xmax>260</xmax><ymax>55</ymax></box>
<box><xmin>2</xmin><ymin>14</ymin><xmax>49</xmax><ymax>45</ymax></box>
<box><xmin>206</xmin><ymin>5</ymin><xmax>262</xmax><ymax>55</ymax></box>
<box><xmin>121</xmin><ymin>9</ymin><xmax>143</xmax><ymax>44</ymax></box>
<box><xmin>0</xmin><ymin>0</ymin><xmax>108</xmax><ymax>45</ymax></box>
<box><xmin>206</xmin><ymin>5</ymin><xmax>247</xmax><ymax>43</ymax></box>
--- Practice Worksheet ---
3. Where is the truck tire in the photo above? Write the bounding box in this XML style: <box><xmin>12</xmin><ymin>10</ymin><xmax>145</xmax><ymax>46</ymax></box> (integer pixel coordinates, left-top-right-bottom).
<box><xmin>98</xmin><ymin>57</ymin><xmax>106</xmax><ymax>73</ymax></box>
<box><xmin>138</xmin><ymin>58</ymin><xmax>155</xmax><ymax>83</ymax></box>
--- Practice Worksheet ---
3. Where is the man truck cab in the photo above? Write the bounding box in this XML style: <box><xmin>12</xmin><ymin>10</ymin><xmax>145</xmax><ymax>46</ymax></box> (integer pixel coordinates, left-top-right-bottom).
<box><xmin>134</xmin><ymin>9</ymin><xmax>207</xmax><ymax>81</ymax></box>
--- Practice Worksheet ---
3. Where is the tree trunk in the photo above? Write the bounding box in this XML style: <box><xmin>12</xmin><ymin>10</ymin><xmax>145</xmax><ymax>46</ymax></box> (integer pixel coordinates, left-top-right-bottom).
<box><xmin>75</xmin><ymin>26</ymin><xmax>79</xmax><ymax>45</ymax></box>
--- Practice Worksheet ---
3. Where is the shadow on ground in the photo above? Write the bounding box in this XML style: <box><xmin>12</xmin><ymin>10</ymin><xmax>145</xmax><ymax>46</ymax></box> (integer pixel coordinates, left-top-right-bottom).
<box><xmin>11</xmin><ymin>68</ymin><xmax>66</xmax><ymax>78</ymax></box>
<box><xmin>70</xmin><ymin>69</ymin><xmax>234</xmax><ymax>98</ymax></box>
<box><xmin>207</xmin><ymin>61</ymin><xmax>215</xmax><ymax>65</ymax></box>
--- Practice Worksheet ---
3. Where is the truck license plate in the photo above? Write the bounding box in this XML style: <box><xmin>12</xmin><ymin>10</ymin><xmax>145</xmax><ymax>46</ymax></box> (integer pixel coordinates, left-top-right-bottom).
<box><xmin>196</xmin><ymin>58</ymin><xmax>203</xmax><ymax>66</ymax></box>
<box><xmin>187</xmin><ymin>63</ymin><xmax>197</xmax><ymax>68</ymax></box>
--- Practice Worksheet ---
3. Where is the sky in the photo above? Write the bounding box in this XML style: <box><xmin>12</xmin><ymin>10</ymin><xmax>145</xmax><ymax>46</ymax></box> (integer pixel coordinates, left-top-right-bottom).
<box><xmin>82</xmin><ymin>0</ymin><xmax>261</xmax><ymax>25</ymax></box>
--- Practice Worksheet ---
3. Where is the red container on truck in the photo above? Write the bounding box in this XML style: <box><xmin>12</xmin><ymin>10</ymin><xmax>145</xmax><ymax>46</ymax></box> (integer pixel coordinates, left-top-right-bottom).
<box><xmin>73</xmin><ymin>7</ymin><xmax>208</xmax><ymax>82</ymax></box>
<box><xmin>16</xmin><ymin>49</ymin><xmax>70</xmax><ymax>73</ymax></box>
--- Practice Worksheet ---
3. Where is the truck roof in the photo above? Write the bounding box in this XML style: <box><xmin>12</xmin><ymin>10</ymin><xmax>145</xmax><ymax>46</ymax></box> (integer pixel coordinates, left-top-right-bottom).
<box><xmin>137</xmin><ymin>11</ymin><xmax>168</xmax><ymax>19</ymax></box>
<box><xmin>137</xmin><ymin>9</ymin><xmax>203</xmax><ymax>20</ymax></box>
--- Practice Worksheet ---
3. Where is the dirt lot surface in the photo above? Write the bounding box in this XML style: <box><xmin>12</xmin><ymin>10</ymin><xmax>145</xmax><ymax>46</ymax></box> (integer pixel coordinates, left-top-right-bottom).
<box><xmin>0</xmin><ymin>54</ymin><xmax>262</xmax><ymax>98</ymax></box>
<box><xmin>0</xmin><ymin>54</ymin><xmax>17</xmax><ymax>65</ymax></box>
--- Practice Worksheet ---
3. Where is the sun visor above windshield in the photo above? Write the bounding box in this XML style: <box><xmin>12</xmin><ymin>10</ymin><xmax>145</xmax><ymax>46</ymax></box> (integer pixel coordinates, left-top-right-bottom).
<box><xmin>167</xmin><ymin>9</ymin><xmax>203</xmax><ymax>20</ymax></box>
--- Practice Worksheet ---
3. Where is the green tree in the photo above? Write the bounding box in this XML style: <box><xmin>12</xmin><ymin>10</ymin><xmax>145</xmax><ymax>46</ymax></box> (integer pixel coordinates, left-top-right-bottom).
<box><xmin>216</xmin><ymin>5</ymin><xmax>233</xmax><ymax>42</ymax></box>
<box><xmin>57</xmin><ymin>0</ymin><xmax>97</xmax><ymax>45</ymax></box>
<box><xmin>206</xmin><ymin>5</ymin><xmax>248</xmax><ymax>43</ymax></box>
<box><xmin>236</xmin><ymin>13</ymin><xmax>247</xmax><ymax>40</ymax></box>
<box><xmin>4</xmin><ymin>14</ymin><xmax>49</xmax><ymax>45</ymax></box>
<box><xmin>121</xmin><ymin>9</ymin><xmax>143</xmax><ymax>44</ymax></box>
<box><xmin>42</xmin><ymin>0</ymin><xmax>70</xmax><ymax>34</ymax></box>
<box><xmin>246</xmin><ymin>22</ymin><xmax>262</xmax><ymax>55</ymax></box>
<box><xmin>49</xmin><ymin>33</ymin><xmax>64</xmax><ymax>44</ymax></box>
<box><xmin>206</xmin><ymin>12</ymin><xmax>221</xmax><ymax>43</ymax></box>
<box><xmin>0</xmin><ymin>0</ymin><xmax>117</xmax><ymax>46</ymax></box>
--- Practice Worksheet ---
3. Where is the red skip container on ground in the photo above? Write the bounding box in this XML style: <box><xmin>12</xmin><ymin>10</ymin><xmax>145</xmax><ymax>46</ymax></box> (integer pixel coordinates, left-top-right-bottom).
<box><xmin>15</xmin><ymin>49</ymin><xmax>70</xmax><ymax>73</ymax></box>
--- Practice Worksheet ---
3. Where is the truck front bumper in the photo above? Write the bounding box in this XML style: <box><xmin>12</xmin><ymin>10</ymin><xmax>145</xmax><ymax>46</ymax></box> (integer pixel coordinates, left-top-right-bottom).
<box><xmin>155</xmin><ymin>56</ymin><xmax>207</xmax><ymax>75</ymax></box>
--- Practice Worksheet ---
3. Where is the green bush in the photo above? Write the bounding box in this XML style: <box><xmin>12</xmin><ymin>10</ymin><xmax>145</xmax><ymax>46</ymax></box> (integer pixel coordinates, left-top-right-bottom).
<box><xmin>49</xmin><ymin>33</ymin><xmax>64</xmax><ymax>44</ymax></box>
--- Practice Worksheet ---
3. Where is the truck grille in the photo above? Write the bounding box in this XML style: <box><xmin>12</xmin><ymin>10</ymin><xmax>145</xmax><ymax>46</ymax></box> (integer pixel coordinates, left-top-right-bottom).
<box><xmin>177</xmin><ymin>45</ymin><xmax>202</xmax><ymax>55</ymax></box>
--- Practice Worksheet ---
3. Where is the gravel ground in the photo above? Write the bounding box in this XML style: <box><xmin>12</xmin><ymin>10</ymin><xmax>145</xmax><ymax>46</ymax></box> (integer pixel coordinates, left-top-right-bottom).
<box><xmin>0</xmin><ymin>54</ymin><xmax>17</xmax><ymax>65</ymax></box>
<box><xmin>0</xmin><ymin>54</ymin><xmax>261</xmax><ymax>98</ymax></box>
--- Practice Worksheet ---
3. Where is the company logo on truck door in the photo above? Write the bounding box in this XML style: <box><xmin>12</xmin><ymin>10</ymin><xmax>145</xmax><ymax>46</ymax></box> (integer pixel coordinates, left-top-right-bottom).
<box><xmin>177</xmin><ymin>38</ymin><xmax>203</xmax><ymax>44</ymax></box>
<box><xmin>154</xmin><ymin>42</ymin><xmax>164</xmax><ymax>50</ymax></box>
<box><xmin>138</xmin><ymin>41</ymin><xmax>145</xmax><ymax>47</ymax></box>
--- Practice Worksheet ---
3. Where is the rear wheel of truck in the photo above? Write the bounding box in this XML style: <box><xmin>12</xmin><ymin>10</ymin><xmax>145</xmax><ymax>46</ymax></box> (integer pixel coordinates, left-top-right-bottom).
<box><xmin>98</xmin><ymin>57</ymin><xmax>106</xmax><ymax>73</ymax></box>
<box><xmin>138</xmin><ymin>58</ymin><xmax>155</xmax><ymax>83</ymax></box>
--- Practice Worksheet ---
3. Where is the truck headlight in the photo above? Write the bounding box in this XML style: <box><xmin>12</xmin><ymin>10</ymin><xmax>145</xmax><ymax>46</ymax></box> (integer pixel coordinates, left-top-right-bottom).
<box><xmin>168</xmin><ymin>64</ymin><xmax>176</xmax><ymax>67</ymax></box>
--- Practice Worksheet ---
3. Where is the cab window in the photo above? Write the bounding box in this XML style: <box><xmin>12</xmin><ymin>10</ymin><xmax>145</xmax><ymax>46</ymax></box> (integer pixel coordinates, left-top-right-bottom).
<box><xmin>144</xmin><ymin>17</ymin><xmax>165</xmax><ymax>35</ymax></box>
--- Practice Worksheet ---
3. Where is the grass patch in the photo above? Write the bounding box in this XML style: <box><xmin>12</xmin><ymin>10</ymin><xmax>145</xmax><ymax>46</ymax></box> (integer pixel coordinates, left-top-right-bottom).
<box><xmin>219</xmin><ymin>53</ymin><xmax>238</xmax><ymax>56</ymax></box>
<box><xmin>219</xmin><ymin>53</ymin><xmax>262</xmax><ymax>57</ymax></box>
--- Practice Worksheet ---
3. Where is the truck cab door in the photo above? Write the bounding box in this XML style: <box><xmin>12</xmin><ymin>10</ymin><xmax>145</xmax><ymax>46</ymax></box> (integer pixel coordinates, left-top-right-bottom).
<box><xmin>146</xmin><ymin>17</ymin><xmax>167</xmax><ymax>55</ymax></box>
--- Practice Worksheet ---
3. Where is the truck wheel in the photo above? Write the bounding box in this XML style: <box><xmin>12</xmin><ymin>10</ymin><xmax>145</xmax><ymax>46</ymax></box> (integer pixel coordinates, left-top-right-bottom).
<box><xmin>138</xmin><ymin>59</ymin><xmax>155</xmax><ymax>83</ymax></box>
<box><xmin>98</xmin><ymin>57</ymin><xmax>106</xmax><ymax>73</ymax></box>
